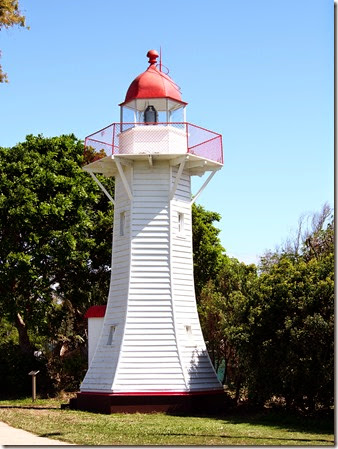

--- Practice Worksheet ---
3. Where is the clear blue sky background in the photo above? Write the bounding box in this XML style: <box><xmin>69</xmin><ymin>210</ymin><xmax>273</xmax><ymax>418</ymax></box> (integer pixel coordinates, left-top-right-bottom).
<box><xmin>1</xmin><ymin>0</ymin><xmax>334</xmax><ymax>264</ymax></box>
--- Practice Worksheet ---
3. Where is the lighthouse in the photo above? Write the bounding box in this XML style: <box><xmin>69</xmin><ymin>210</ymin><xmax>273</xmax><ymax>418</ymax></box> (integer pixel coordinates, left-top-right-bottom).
<box><xmin>73</xmin><ymin>50</ymin><xmax>224</xmax><ymax>414</ymax></box>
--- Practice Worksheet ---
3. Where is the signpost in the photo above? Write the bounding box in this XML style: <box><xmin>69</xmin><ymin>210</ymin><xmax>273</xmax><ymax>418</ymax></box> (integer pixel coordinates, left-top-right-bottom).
<box><xmin>28</xmin><ymin>370</ymin><xmax>40</xmax><ymax>402</ymax></box>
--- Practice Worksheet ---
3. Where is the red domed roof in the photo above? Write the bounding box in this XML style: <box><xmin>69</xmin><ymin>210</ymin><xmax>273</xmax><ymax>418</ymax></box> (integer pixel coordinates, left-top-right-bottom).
<box><xmin>121</xmin><ymin>50</ymin><xmax>186</xmax><ymax>105</ymax></box>
<box><xmin>85</xmin><ymin>305</ymin><xmax>106</xmax><ymax>318</ymax></box>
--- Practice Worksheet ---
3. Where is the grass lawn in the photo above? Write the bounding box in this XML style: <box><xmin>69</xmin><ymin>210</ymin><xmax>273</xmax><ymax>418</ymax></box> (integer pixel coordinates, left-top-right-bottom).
<box><xmin>0</xmin><ymin>397</ymin><xmax>334</xmax><ymax>446</ymax></box>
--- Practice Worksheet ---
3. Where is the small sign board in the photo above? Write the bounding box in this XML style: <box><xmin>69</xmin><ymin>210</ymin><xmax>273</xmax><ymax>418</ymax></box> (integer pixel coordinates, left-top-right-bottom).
<box><xmin>28</xmin><ymin>370</ymin><xmax>40</xmax><ymax>376</ymax></box>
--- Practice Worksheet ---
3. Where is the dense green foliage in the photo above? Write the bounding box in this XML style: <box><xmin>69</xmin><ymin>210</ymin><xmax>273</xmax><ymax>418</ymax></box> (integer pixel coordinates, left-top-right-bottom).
<box><xmin>0</xmin><ymin>134</ymin><xmax>114</xmax><ymax>393</ymax></box>
<box><xmin>191</xmin><ymin>204</ymin><xmax>224</xmax><ymax>298</ymax></box>
<box><xmin>198</xmin><ymin>207</ymin><xmax>334</xmax><ymax>411</ymax></box>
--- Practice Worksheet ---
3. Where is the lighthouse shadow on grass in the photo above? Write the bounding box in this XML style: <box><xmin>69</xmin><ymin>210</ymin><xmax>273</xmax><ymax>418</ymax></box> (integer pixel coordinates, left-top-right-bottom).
<box><xmin>166</xmin><ymin>348</ymin><xmax>231</xmax><ymax>417</ymax></box>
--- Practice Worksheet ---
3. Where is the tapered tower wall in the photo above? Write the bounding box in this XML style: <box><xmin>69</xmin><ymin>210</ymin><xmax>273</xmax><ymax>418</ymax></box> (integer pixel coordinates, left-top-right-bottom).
<box><xmin>80</xmin><ymin>168</ymin><xmax>132</xmax><ymax>392</ymax></box>
<box><xmin>170</xmin><ymin>166</ymin><xmax>221</xmax><ymax>391</ymax></box>
<box><xmin>113</xmin><ymin>160</ymin><xmax>185</xmax><ymax>392</ymax></box>
<box><xmin>80</xmin><ymin>160</ymin><xmax>222</xmax><ymax>393</ymax></box>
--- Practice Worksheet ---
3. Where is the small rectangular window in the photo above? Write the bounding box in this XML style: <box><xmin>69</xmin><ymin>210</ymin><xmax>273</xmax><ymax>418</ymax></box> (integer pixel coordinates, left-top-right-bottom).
<box><xmin>120</xmin><ymin>212</ymin><xmax>126</xmax><ymax>236</ymax></box>
<box><xmin>185</xmin><ymin>324</ymin><xmax>196</xmax><ymax>347</ymax></box>
<box><xmin>178</xmin><ymin>212</ymin><xmax>184</xmax><ymax>234</ymax></box>
<box><xmin>107</xmin><ymin>325</ymin><xmax>116</xmax><ymax>345</ymax></box>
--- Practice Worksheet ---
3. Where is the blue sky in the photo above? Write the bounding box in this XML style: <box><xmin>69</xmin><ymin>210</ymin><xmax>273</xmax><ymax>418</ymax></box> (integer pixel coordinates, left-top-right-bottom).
<box><xmin>1</xmin><ymin>0</ymin><xmax>334</xmax><ymax>264</ymax></box>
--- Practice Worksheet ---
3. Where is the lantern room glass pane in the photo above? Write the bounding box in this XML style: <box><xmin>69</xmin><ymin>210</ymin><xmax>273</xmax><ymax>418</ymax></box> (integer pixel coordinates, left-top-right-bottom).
<box><xmin>121</xmin><ymin>99</ymin><xmax>186</xmax><ymax>124</ymax></box>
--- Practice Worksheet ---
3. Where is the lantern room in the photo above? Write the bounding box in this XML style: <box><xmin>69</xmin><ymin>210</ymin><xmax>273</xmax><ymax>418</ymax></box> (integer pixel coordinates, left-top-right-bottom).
<box><xmin>83</xmin><ymin>50</ymin><xmax>223</xmax><ymax>178</ymax></box>
<box><xmin>119</xmin><ymin>50</ymin><xmax>187</xmax><ymax>124</ymax></box>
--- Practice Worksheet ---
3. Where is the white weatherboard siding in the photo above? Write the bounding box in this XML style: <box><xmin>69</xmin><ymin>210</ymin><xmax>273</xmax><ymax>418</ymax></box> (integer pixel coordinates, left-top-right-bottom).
<box><xmin>80</xmin><ymin>160</ymin><xmax>222</xmax><ymax>393</ymax></box>
<box><xmin>80</xmin><ymin>167</ymin><xmax>132</xmax><ymax>392</ymax></box>
<box><xmin>113</xmin><ymin>161</ymin><xmax>186</xmax><ymax>392</ymax></box>
<box><xmin>170</xmin><ymin>167</ymin><xmax>221</xmax><ymax>391</ymax></box>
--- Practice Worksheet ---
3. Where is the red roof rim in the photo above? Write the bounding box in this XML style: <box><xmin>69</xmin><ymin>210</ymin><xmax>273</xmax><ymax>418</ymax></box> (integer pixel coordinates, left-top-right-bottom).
<box><xmin>119</xmin><ymin>96</ymin><xmax>187</xmax><ymax>107</ymax></box>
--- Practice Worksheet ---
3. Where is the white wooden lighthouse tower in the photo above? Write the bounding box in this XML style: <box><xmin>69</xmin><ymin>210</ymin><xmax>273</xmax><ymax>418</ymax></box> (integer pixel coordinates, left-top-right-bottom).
<box><xmin>73</xmin><ymin>50</ymin><xmax>224</xmax><ymax>414</ymax></box>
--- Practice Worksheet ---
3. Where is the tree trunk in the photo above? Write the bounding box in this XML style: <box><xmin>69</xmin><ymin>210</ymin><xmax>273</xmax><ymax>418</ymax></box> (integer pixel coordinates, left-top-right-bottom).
<box><xmin>235</xmin><ymin>378</ymin><xmax>242</xmax><ymax>404</ymax></box>
<box><xmin>222</xmin><ymin>359</ymin><xmax>227</xmax><ymax>385</ymax></box>
<box><xmin>14</xmin><ymin>313</ymin><xmax>34</xmax><ymax>355</ymax></box>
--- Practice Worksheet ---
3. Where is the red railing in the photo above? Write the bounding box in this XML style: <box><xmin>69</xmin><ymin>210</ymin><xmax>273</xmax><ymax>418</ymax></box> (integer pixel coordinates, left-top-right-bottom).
<box><xmin>85</xmin><ymin>122</ymin><xmax>223</xmax><ymax>165</ymax></box>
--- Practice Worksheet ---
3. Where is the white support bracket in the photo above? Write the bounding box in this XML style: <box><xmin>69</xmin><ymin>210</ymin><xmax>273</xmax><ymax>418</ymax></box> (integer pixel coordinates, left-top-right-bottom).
<box><xmin>115</xmin><ymin>158</ymin><xmax>133</xmax><ymax>201</ymax></box>
<box><xmin>190</xmin><ymin>170</ymin><xmax>217</xmax><ymax>206</ymax></box>
<box><xmin>88</xmin><ymin>171</ymin><xmax>115</xmax><ymax>205</ymax></box>
<box><xmin>187</xmin><ymin>160</ymin><xmax>208</xmax><ymax>170</ymax></box>
<box><xmin>169</xmin><ymin>155</ymin><xmax>188</xmax><ymax>167</ymax></box>
<box><xmin>116</xmin><ymin>157</ymin><xmax>133</xmax><ymax>167</ymax></box>
<box><xmin>169</xmin><ymin>156</ymin><xmax>188</xmax><ymax>200</ymax></box>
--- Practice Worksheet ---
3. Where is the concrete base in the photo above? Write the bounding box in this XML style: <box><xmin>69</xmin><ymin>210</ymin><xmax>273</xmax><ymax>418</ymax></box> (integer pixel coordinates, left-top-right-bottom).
<box><xmin>68</xmin><ymin>390</ymin><xmax>226</xmax><ymax>415</ymax></box>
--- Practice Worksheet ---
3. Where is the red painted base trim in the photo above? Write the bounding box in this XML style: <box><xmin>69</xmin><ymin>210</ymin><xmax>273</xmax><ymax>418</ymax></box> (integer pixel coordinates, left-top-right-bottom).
<box><xmin>69</xmin><ymin>390</ymin><xmax>226</xmax><ymax>415</ymax></box>
<box><xmin>77</xmin><ymin>389</ymin><xmax>224</xmax><ymax>397</ymax></box>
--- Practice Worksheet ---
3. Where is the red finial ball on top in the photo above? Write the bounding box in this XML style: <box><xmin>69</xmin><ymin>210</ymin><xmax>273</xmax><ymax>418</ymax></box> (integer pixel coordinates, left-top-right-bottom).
<box><xmin>147</xmin><ymin>49</ymin><xmax>159</xmax><ymax>65</ymax></box>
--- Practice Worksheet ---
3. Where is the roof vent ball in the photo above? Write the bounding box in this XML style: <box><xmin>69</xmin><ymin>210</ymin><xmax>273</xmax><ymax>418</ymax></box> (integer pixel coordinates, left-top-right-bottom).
<box><xmin>147</xmin><ymin>49</ymin><xmax>159</xmax><ymax>65</ymax></box>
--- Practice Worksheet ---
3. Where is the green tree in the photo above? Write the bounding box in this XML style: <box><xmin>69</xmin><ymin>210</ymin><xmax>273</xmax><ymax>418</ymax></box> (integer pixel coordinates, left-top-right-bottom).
<box><xmin>192</xmin><ymin>203</ymin><xmax>225</xmax><ymax>299</ymax></box>
<box><xmin>0</xmin><ymin>134</ymin><xmax>114</xmax><ymax>370</ymax></box>
<box><xmin>198</xmin><ymin>257</ymin><xmax>257</xmax><ymax>399</ymax></box>
<box><xmin>198</xmin><ymin>206</ymin><xmax>334</xmax><ymax>411</ymax></box>
<box><xmin>302</xmin><ymin>203</ymin><xmax>334</xmax><ymax>260</ymax></box>
<box><xmin>237</xmin><ymin>212</ymin><xmax>334</xmax><ymax>410</ymax></box>
<box><xmin>198</xmin><ymin>280</ymin><xmax>225</xmax><ymax>373</ymax></box>
<box><xmin>0</xmin><ymin>0</ymin><xmax>28</xmax><ymax>82</ymax></box>
<box><xmin>244</xmin><ymin>253</ymin><xmax>334</xmax><ymax>410</ymax></box>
